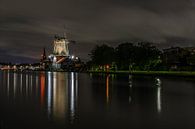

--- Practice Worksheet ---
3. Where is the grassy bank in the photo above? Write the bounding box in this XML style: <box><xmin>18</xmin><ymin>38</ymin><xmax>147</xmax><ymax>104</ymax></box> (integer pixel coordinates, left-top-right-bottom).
<box><xmin>87</xmin><ymin>70</ymin><xmax>195</xmax><ymax>77</ymax></box>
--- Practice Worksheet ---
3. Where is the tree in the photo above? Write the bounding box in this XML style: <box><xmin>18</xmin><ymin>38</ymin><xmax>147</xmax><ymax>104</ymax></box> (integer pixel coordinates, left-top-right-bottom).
<box><xmin>115</xmin><ymin>42</ymin><xmax>136</xmax><ymax>70</ymax></box>
<box><xmin>134</xmin><ymin>42</ymin><xmax>162</xmax><ymax>70</ymax></box>
<box><xmin>89</xmin><ymin>44</ymin><xmax>115</xmax><ymax>66</ymax></box>
<box><xmin>115</xmin><ymin>42</ymin><xmax>162</xmax><ymax>70</ymax></box>
<box><xmin>88</xmin><ymin>42</ymin><xmax>162</xmax><ymax>71</ymax></box>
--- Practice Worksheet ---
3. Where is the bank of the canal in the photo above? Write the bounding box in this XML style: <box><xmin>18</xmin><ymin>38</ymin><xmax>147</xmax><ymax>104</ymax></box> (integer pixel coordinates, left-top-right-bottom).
<box><xmin>88</xmin><ymin>70</ymin><xmax>195</xmax><ymax>77</ymax></box>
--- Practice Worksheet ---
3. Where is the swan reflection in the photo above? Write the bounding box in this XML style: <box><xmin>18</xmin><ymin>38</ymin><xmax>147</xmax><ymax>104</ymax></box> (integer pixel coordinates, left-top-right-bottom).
<box><xmin>155</xmin><ymin>77</ymin><xmax>162</xmax><ymax>113</ymax></box>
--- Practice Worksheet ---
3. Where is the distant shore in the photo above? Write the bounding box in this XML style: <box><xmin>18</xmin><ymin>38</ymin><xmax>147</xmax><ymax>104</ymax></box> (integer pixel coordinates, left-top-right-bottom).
<box><xmin>87</xmin><ymin>70</ymin><xmax>195</xmax><ymax>77</ymax></box>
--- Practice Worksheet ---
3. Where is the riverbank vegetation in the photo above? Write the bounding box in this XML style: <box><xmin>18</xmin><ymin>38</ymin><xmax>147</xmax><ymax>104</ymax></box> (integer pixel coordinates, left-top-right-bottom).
<box><xmin>87</xmin><ymin>42</ymin><xmax>195</xmax><ymax>71</ymax></box>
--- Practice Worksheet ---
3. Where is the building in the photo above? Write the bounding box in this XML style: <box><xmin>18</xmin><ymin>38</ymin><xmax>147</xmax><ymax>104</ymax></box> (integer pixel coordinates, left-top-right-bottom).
<box><xmin>162</xmin><ymin>46</ymin><xmax>195</xmax><ymax>70</ymax></box>
<box><xmin>162</xmin><ymin>47</ymin><xmax>183</xmax><ymax>66</ymax></box>
<box><xmin>46</xmin><ymin>34</ymin><xmax>84</xmax><ymax>71</ymax></box>
<box><xmin>53</xmin><ymin>35</ymin><xmax>69</xmax><ymax>56</ymax></box>
<box><xmin>184</xmin><ymin>47</ymin><xmax>195</xmax><ymax>66</ymax></box>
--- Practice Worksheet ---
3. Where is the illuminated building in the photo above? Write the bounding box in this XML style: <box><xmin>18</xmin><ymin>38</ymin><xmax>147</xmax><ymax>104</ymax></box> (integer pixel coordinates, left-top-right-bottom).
<box><xmin>46</xmin><ymin>34</ymin><xmax>84</xmax><ymax>71</ymax></box>
<box><xmin>53</xmin><ymin>35</ymin><xmax>69</xmax><ymax>56</ymax></box>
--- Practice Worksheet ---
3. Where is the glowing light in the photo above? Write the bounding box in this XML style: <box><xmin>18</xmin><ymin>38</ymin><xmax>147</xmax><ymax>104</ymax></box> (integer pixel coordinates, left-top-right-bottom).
<box><xmin>47</xmin><ymin>72</ymin><xmax>52</xmax><ymax>116</ymax></box>
<box><xmin>157</xmin><ymin>87</ymin><xmax>162</xmax><ymax>113</ymax></box>
<box><xmin>53</xmin><ymin>72</ymin><xmax>57</xmax><ymax>109</ymax></box>
<box><xmin>52</xmin><ymin>72</ymin><xmax>68</xmax><ymax>120</ymax></box>
<box><xmin>106</xmin><ymin>75</ymin><xmax>110</xmax><ymax>104</ymax></box>
<box><xmin>26</xmin><ymin>74</ymin><xmax>28</xmax><ymax>95</ymax></box>
<box><xmin>7</xmin><ymin>72</ymin><xmax>10</xmax><ymax>97</ymax></box>
<box><xmin>70</xmin><ymin>72</ymin><xmax>75</xmax><ymax>119</ymax></box>
<box><xmin>75</xmin><ymin>73</ymin><xmax>78</xmax><ymax>100</ymax></box>
<box><xmin>40</xmin><ymin>72</ymin><xmax>45</xmax><ymax>106</ymax></box>
<box><xmin>155</xmin><ymin>77</ymin><xmax>161</xmax><ymax>87</ymax></box>
<box><xmin>155</xmin><ymin>77</ymin><xmax>162</xmax><ymax>113</ymax></box>
<box><xmin>53</xmin><ymin>56</ymin><xmax>57</xmax><ymax>62</ymax></box>
<box><xmin>13</xmin><ymin>73</ymin><xmax>17</xmax><ymax>98</ymax></box>
<box><xmin>52</xmin><ymin>72</ymin><xmax>57</xmax><ymax>118</ymax></box>
<box><xmin>20</xmin><ymin>73</ymin><xmax>23</xmax><ymax>93</ymax></box>
<box><xmin>53</xmin><ymin>38</ymin><xmax>69</xmax><ymax>56</ymax></box>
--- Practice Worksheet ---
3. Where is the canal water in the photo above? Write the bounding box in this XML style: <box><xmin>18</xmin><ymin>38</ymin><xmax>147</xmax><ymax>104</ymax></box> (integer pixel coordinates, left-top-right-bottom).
<box><xmin>0</xmin><ymin>71</ymin><xmax>195</xmax><ymax>129</ymax></box>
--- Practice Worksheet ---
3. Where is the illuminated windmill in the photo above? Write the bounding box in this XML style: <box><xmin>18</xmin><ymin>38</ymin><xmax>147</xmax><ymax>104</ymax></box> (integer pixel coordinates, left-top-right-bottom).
<box><xmin>53</xmin><ymin>34</ymin><xmax>69</xmax><ymax>56</ymax></box>
<box><xmin>47</xmin><ymin>32</ymin><xmax>81</xmax><ymax>71</ymax></box>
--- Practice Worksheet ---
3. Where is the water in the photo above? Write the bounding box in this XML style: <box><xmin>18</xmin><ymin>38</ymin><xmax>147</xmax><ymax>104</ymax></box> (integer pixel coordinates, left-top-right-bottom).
<box><xmin>0</xmin><ymin>71</ymin><xmax>195</xmax><ymax>129</ymax></box>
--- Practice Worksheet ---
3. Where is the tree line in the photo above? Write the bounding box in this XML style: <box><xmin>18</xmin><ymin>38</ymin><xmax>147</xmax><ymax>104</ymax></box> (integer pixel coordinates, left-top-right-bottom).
<box><xmin>88</xmin><ymin>42</ymin><xmax>162</xmax><ymax>71</ymax></box>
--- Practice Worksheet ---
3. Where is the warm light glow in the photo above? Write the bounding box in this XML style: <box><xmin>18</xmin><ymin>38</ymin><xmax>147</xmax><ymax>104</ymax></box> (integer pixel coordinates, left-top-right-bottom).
<box><xmin>13</xmin><ymin>73</ymin><xmax>17</xmax><ymax>98</ymax></box>
<box><xmin>52</xmin><ymin>72</ymin><xmax>68</xmax><ymax>120</ymax></box>
<box><xmin>53</xmin><ymin>38</ymin><xmax>69</xmax><ymax>56</ymax></box>
<box><xmin>7</xmin><ymin>72</ymin><xmax>10</xmax><ymax>97</ymax></box>
<box><xmin>20</xmin><ymin>73</ymin><xmax>23</xmax><ymax>94</ymax></box>
<box><xmin>53</xmin><ymin>72</ymin><xmax>57</xmax><ymax>116</ymax></box>
<box><xmin>106</xmin><ymin>75</ymin><xmax>110</xmax><ymax>104</ymax></box>
<box><xmin>40</xmin><ymin>72</ymin><xmax>45</xmax><ymax>106</ymax></box>
<box><xmin>26</xmin><ymin>74</ymin><xmax>28</xmax><ymax>95</ymax></box>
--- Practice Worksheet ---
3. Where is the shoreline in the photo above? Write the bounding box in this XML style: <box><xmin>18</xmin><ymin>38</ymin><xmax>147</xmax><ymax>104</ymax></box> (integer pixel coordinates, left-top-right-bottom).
<box><xmin>87</xmin><ymin>70</ymin><xmax>195</xmax><ymax>77</ymax></box>
<box><xmin>3</xmin><ymin>69</ymin><xmax>195</xmax><ymax>77</ymax></box>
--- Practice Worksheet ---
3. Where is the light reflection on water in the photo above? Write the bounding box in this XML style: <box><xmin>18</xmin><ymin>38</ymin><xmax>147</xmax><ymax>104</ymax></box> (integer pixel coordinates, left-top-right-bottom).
<box><xmin>1</xmin><ymin>71</ymin><xmax>79</xmax><ymax>124</ymax></box>
<box><xmin>1</xmin><ymin>71</ymin><xmax>195</xmax><ymax>129</ymax></box>
<box><xmin>104</xmin><ymin>74</ymin><xmax>162</xmax><ymax>113</ymax></box>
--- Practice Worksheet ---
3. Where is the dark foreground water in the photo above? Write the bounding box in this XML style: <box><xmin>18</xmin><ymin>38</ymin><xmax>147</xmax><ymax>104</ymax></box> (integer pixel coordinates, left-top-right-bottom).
<box><xmin>0</xmin><ymin>71</ymin><xmax>195</xmax><ymax>129</ymax></box>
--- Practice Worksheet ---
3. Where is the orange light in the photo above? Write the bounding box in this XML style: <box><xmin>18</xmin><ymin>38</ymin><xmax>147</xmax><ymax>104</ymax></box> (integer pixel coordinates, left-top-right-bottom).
<box><xmin>106</xmin><ymin>75</ymin><xmax>109</xmax><ymax>103</ymax></box>
<box><xmin>40</xmin><ymin>72</ymin><xmax>45</xmax><ymax>106</ymax></box>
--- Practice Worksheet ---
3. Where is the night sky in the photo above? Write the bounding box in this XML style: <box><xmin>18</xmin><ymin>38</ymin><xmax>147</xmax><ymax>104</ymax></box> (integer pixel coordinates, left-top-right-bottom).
<box><xmin>1</xmin><ymin>0</ymin><xmax>195</xmax><ymax>63</ymax></box>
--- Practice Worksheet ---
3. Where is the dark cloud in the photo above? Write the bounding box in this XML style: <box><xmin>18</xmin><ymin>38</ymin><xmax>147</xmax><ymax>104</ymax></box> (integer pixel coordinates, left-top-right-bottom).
<box><xmin>0</xmin><ymin>0</ymin><xmax>195</xmax><ymax>62</ymax></box>
<box><xmin>110</xmin><ymin>0</ymin><xmax>193</xmax><ymax>13</ymax></box>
